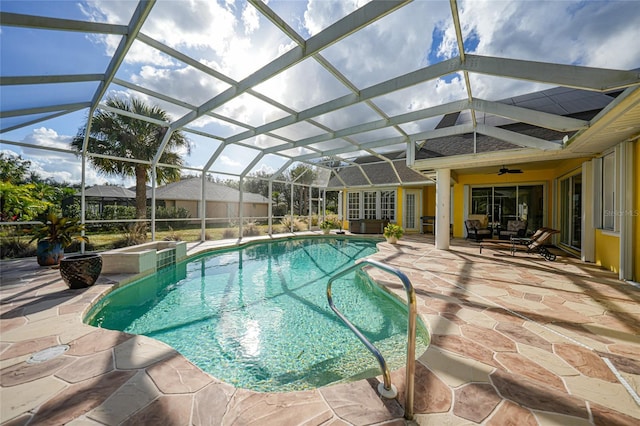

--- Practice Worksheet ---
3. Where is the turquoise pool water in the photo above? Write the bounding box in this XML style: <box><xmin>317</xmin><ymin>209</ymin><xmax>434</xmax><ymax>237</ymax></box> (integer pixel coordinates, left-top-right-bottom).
<box><xmin>86</xmin><ymin>237</ymin><xmax>430</xmax><ymax>392</ymax></box>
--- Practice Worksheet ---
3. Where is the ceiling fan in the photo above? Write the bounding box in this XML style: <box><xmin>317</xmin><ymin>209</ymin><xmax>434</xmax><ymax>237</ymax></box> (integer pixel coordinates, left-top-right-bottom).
<box><xmin>497</xmin><ymin>165</ymin><xmax>523</xmax><ymax>175</ymax></box>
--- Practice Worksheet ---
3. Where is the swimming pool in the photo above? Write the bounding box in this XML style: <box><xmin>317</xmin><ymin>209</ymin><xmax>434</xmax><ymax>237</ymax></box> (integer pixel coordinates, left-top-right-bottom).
<box><xmin>86</xmin><ymin>237</ymin><xmax>430</xmax><ymax>392</ymax></box>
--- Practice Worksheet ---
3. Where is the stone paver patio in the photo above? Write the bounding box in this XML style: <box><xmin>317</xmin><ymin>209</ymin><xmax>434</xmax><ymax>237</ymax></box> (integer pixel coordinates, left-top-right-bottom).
<box><xmin>1</xmin><ymin>234</ymin><xmax>639</xmax><ymax>425</ymax></box>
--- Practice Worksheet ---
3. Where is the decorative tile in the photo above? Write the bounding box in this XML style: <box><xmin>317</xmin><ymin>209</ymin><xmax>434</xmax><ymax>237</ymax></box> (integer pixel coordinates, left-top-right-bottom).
<box><xmin>0</xmin><ymin>336</ymin><xmax>59</xmax><ymax>361</ymax></box>
<box><xmin>193</xmin><ymin>381</ymin><xmax>235</xmax><ymax>425</ymax></box>
<box><xmin>489</xmin><ymin>370</ymin><xmax>588</xmax><ymax>419</ymax></box>
<box><xmin>453</xmin><ymin>383</ymin><xmax>501</xmax><ymax>422</ymax></box>
<box><xmin>430</xmin><ymin>334</ymin><xmax>497</xmax><ymax>366</ymax></box>
<box><xmin>146</xmin><ymin>353</ymin><xmax>213</xmax><ymax>394</ymax></box>
<box><xmin>0</xmin><ymin>377</ymin><xmax>67</xmax><ymax>424</ymax></box>
<box><xmin>590</xmin><ymin>402</ymin><xmax>640</xmax><ymax>425</ymax></box>
<box><xmin>113</xmin><ymin>335</ymin><xmax>177</xmax><ymax>370</ymax></box>
<box><xmin>120</xmin><ymin>394</ymin><xmax>192</xmax><ymax>426</ymax></box>
<box><xmin>229</xmin><ymin>388</ymin><xmax>333</xmax><ymax>425</ymax></box>
<box><xmin>487</xmin><ymin>401</ymin><xmax>537</xmax><ymax>425</ymax></box>
<box><xmin>418</xmin><ymin>346</ymin><xmax>493</xmax><ymax>387</ymax></box>
<box><xmin>554</xmin><ymin>343</ymin><xmax>617</xmax><ymax>382</ymax></box>
<box><xmin>495</xmin><ymin>322</ymin><xmax>551</xmax><ymax>351</ymax></box>
<box><xmin>87</xmin><ymin>371</ymin><xmax>160</xmax><ymax>425</ymax></box>
<box><xmin>460</xmin><ymin>324</ymin><xmax>517</xmax><ymax>352</ymax></box>
<box><xmin>66</xmin><ymin>328</ymin><xmax>133</xmax><ymax>356</ymax></box>
<box><xmin>320</xmin><ymin>379</ymin><xmax>403</xmax><ymax>423</ymax></box>
<box><xmin>29</xmin><ymin>370</ymin><xmax>136</xmax><ymax>425</ymax></box>
<box><xmin>1</xmin><ymin>356</ymin><xmax>74</xmax><ymax>387</ymax></box>
<box><xmin>391</xmin><ymin>362</ymin><xmax>452</xmax><ymax>414</ymax></box>
<box><xmin>55</xmin><ymin>350</ymin><xmax>115</xmax><ymax>384</ymax></box>
<box><xmin>495</xmin><ymin>352</ymin><xmax>566</xmax><ymax>391</ymax></box>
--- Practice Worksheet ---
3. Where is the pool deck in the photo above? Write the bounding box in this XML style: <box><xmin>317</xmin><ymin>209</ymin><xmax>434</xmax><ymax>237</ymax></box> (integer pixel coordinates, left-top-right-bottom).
<box><xmin>1</xmin><ymin>234</ymin><xmax>639</xmax><ymax>425</ymax></box>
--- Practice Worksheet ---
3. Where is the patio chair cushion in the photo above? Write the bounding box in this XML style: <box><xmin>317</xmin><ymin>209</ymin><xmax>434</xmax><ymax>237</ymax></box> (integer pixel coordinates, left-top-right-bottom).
<box><xmin>467</xmin><ymin>214</ymin><xmax>489</xmax><ymax>228</ymax></box>
<box><xmin>465</xmin><ymin>219</ymin><xmax>482</xmax><ymax>230</ymax></box>
<box><xmin>465</xmin><ymin>219</ymin><xmax>492</xmax><ymax>241</ymax></box>
<box><xmin>499</xmin><ymin>220</ymin><xmax>527</xmax><ymax>239</ymax></box>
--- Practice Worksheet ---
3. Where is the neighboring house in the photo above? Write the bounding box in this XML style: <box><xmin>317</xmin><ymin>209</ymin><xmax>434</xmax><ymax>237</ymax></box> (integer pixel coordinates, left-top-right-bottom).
<box><xmin>328</xmin><ymin>86</ymin><xmax>639</xmax><ymax>281</ymax></box>
<box><xmin>151</xmin><ymin>178</ymin><xmax>269</xmax><ymax>220</ymax></box>
<box><xmin>65</xmin><ymin>185</ymin><xmax>136</xmax><ymax>216</ymax></box>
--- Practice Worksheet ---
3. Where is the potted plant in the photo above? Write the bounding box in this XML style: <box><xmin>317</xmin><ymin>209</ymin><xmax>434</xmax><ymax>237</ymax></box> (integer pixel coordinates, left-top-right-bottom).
<box><xmin>383</xmin><ymin>223</ymin><xmax>404</xmax><ymax>244</ymax></box>
<box><xmin>29</xmin><ymin>212</ymin><xmax>89</xmax><ymax>266</ymax></box>
<box><xmin>320</xmin><ymin>220</ymin><xmax>333</xmax><ymax>234</ymax></box>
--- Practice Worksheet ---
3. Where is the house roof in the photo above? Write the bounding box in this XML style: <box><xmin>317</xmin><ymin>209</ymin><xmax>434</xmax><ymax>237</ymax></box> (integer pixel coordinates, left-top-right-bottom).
<box><xmin>152</xmin><ymin>178</ymin><xmax>269</xmax><ymax>204</ymax></box>
<box><xmin>416</xmin><ymin>86</ymin><xmax>615</xmax><ymax>159</ymax></box>
<box><xmin>327</xmin><ymin>159</ymin><xmax>428</xmax><ymax>188</ymax></box>
<box><xmin>329</xmin><ymin>85</ymin><xmax>626</xmax><ymax>187</ymax></box>
<box><xmin>80</xmin><ymin>185</ymin><xmax>136</xmax><ymax>199</ymax></box>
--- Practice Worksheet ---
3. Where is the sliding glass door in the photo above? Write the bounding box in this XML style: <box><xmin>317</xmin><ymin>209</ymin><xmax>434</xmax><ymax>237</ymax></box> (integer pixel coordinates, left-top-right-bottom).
<box><xmin>470</xmin><ymin>185</ymin><xmax>544</xmax><ymax>234</ymax></box>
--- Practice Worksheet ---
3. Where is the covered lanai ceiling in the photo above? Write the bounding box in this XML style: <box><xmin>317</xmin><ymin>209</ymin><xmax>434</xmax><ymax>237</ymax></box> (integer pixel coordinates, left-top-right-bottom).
<box><xmin>1</xmin><ymin>0</ymin><xmax>640</xmax><ymax>187</ymax></box>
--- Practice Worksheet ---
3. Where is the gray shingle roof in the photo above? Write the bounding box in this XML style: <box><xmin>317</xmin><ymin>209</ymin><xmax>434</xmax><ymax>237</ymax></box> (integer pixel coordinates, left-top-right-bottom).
<box><xmin>329</xmin><ymin>86</ymin><xmax>615</xmax><ymax>186</ymax></box>
<box><xmin>327</xmin><ymin>159</ymin><xmax>428</xmax><ymax>188</ymax></box>
<box><xmin>152</xmin><ymin>178</ymin><xmax>269</xmax><ymax>203</ymax></box>
<box><xmin>81</xmin><ymin>186</ymin><xmax>136</xmax><ymax>198</ymax></box>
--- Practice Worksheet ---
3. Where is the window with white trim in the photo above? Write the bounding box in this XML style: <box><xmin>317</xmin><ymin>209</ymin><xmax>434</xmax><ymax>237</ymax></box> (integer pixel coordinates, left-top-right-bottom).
<box><xmin>381</xmin><ymin>190</ymin><xmax>395</xmax><ymax>221</ymax></box>
<box><xmin>363</xmin><ymin>191</ymin><xmax>376</xmax><ymax>219</ymax></box>
<box><xmin>347</xmin><ymin>192</ymin><xmax>360</xmax><ymax>220</ymax></box>
<box><xmin>346</xmin><ymin>190</ymin><xmax>396</xmax><ymax>220</ymax></box>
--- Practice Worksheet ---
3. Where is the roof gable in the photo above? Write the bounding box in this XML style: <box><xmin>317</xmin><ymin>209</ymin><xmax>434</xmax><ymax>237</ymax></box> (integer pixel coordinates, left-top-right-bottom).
<box><xmin>152</xmin><ymin>178</ymin><xmax>269</xmax><ymax>203</ymax></box>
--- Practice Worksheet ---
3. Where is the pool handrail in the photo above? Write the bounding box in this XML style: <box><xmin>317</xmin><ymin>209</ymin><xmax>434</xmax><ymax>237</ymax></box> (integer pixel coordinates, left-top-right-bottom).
<box><xmin>326</xmin><ymin>257</ymin><xmax>417</xmax><ymax>420</ymax></box>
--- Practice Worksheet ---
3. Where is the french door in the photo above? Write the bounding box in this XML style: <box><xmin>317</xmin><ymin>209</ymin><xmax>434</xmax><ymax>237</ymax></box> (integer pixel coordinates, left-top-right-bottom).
<box><xmin>560</xmin><ymin>174</ymin><xmax>582</xmax><ymax>249</ymax></box>
<box><xmin>404</xmin><ymin>189</ymin><xmax>421</xmax><ymax>232</ymax></box>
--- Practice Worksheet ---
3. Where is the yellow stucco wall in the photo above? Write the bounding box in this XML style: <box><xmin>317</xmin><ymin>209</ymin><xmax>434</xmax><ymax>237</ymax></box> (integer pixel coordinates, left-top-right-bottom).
<box><xmin>396</xmin><ymin>187</ymin><xmax>404</xmax><ymax>227</ymax></box>
<box><xmin>452</xmin><ymin>169</ymin><xmax>555</xmax><ymax>238</ymax></box>
<box><xmin>422</xmin><ymin>186</ymin><xmax>435</xmax><ymax>216</ymax></box>
<box><xmin>594</xmin><ymin>229</ymin><xmax>620</xmax><ymax>273</ymax></box>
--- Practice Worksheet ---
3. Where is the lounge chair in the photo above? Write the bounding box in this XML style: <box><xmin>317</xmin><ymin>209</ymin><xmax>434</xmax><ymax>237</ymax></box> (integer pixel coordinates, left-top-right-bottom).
<box><xmin>479</xmin><ymin>228</ymin><xmax>560</xmax><ymax>261</ymax></box>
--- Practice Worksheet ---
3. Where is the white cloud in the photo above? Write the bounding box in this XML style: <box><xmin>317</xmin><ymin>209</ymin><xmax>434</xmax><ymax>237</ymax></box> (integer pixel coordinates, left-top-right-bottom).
<box><xmin>303</xmin><ymin>0</ymin><xmax>364</xmax><ymax>36</ymax></box>
<box><xmin>242</xmin><ymin>2</ymin><xmax>260</xmax><ymax>35</ymax></box>
<box><xmin>10</xmin><ymin>128</ymin><xmax>134</xmax><ymax>187</ymax></box>
<box><xmin>253</xmin><ymin>163</ymin><xmax>275</xmax><ymax>175</ymax></box>
<box><xmin>219</xmin><ymin>155</ymin><xmax>241</xmax><ymax>168</ymax></box>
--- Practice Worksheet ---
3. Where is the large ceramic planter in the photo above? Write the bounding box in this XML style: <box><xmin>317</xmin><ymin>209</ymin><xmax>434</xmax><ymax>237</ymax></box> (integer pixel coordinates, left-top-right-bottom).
<box><xmin>36</xmin><ymin>241</ymin><xmax>64</xmax><ymax>266</ymax></box>
<box><xmin>385</xmin><ymin>236</ymin><xmax>398</xmax><ymax>244</ymax></box>
<box><xmin>59</xmin><ymin>254</ymin><xmax>103</xmax><ymax>289</ymax></box>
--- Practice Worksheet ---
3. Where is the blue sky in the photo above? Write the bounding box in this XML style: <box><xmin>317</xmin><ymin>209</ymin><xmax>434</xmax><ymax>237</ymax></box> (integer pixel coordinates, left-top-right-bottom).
<box><xmin>1</xmin><ymin>0</ymin><xmax>640</xmax><ymax>186</ymax></box>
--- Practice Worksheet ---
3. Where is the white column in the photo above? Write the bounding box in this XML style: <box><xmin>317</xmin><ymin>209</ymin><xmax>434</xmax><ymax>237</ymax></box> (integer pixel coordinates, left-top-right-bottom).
<box><xmin>620</xmin><ymin>141</ymin><xmax>634</xmax><ymax>280</ymax></box>
<box><xmin>436</xmin><ymin>168</ymin><xmax>451</xmax><ymax>250</ymax></box>
<box><xmin>581</xmin><ymin>161</ymin><xmax>595</xmax><ymax>262</ymax></box>
<box><xmin>150</xmin><ymin>168</ymin><xmax>156</xmax><ymax>241</ymax></box>
<box><xmin>268</xmin><ymin>181</ymin><xmax>273</xmax><ymax>235</ymax></box>
<box><xmin>239</xmin><ymin>177</ymin><xmax>244</xmax><ymax>239</ymax></box>
<box><xmin>200</xmin><ymin>174</ymin><xmax>206</xmax><ymax>241</ymax></box>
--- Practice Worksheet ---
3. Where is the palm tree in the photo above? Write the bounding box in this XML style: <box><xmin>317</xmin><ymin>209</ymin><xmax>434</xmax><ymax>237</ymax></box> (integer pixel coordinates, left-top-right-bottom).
<box><xmin>71</xmin><ymin>97</ymin><xmax>190</xmax><ymax>232</ymax></box>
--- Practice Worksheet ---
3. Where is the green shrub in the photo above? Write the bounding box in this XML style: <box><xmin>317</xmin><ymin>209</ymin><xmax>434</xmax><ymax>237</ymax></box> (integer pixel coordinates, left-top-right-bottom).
<box><xmin>155</xmin><ymin>206</ymin><xmax>190</xmax><ymax>230</ymax></box>
<box><xmin>279</xmin><ymin>215</ymin><xmax>307</xmax><ymax>232</ymax></box>
<box><xmin>112</xmin><ymin>224</ymin><xmax>147</xmax><ymax>248</ymax></box>
<box><xmin>222</xmin><ymin>228</ymin><xmax>237</xmax><ymax>239</ymax></box>
<box><xmin>0</xmin><ymin>237</ymin><xmax>36</xmax><ymax>259</ymax></box>
<box><xmin>242</xmin><ymin>221</ymin><xmax>261</xmax><ymax>237</ymax></box>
